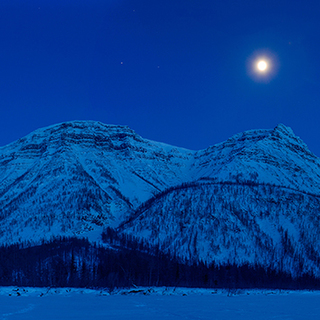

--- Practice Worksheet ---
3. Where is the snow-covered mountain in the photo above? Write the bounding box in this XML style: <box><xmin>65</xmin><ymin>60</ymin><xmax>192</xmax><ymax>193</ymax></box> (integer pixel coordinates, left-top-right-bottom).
<box><xmin>192</xmin><ymin>123</ymin><xmax>320</xmax><ymax>193</ymax></box>
<box><xmin>1</xmin><ymin>120</ymin><xmax>320</xmax><ymax>279</ymax></box>
<box><xmin>118</xmin><ymin>123</ymin><xmax>320</xmax><ymax>278</ymax></box>
<box><xmin>0</xmin><ymin>121</ymin><xmax>193</xmax><ymax>243</ymax></box>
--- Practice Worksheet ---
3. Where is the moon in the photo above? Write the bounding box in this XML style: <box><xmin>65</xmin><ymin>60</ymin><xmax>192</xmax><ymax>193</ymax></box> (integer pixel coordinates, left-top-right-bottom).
<box><xmin>246</xmin><ymin>50</ymin><xmax>279</xmax><ymax>82</ymax></box>
<box><xmin>257</xmin><ymin>60</ymin><xmax>267</xmax><ymax>71</ymax></box>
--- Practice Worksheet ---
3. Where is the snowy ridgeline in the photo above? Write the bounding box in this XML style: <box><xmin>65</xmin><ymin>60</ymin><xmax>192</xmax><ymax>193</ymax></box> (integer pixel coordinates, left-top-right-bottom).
<box><xmin>1</xmin><ymin>287</ymin><xmax>320</xmax><ymax>320</ymax></box>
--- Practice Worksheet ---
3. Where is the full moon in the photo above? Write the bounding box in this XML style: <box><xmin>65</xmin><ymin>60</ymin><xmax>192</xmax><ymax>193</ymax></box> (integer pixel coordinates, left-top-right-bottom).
<box><xmin>257</xmin><ymin>60</ymin><xmax>267</xmax><ymax>71</ymax></box>
<box><xmin>247</xmin><ymin>50</ymin><xmax>278</xmax><ymax>82</ymax></box>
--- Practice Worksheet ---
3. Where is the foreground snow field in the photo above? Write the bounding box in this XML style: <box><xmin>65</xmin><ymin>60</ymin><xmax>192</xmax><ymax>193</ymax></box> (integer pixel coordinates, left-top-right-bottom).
<box><xmin>0</xmin><ymin>287</ymin><xmax>320</xmax><ymax>320</ymax></box>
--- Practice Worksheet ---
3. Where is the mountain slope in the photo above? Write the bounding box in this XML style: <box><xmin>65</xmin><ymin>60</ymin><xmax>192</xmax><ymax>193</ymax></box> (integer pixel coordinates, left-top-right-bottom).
<box><xmin>115</xmin><ymin>123</ymin><xmax>320</xmax><ymax>278</ymax></box>
<box><xmin>0</xmin><ymin>121</ymin><xmax>193</xmax><ymax>243</ymax></box>
<box><xmin>119</xmin><ymin>180</ymin><xmax>320</xmax><ymax>278</ymax></box>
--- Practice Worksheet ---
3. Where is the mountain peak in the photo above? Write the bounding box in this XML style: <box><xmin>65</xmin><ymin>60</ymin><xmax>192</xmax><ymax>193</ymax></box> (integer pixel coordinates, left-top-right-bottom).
<box><xmin>270</xmin><ymin>123</ymin><xmax>313</xmax><ymax>155</ymax></box>
<box><xmin>273</xmin><ymin>123</ymin><xmax>295</xmax><ymax>137</ymax></box>
<box><xmin>2</xmin><ymin>121</ymin><xmax>143</xmax><ymax>154</ymax></box>
<box><xmin>40</xmin><ymin>120</ymin><xmax>137</xmax><ymax>137</ymax></box>
<box><xmin>227</xmin><ymin>123</ymin><xmax>296</xmax><ymax>146</ymax></box>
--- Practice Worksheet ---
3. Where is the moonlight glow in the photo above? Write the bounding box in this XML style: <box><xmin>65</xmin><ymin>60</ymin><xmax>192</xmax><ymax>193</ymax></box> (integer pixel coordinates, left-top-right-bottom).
<box><xmin>247</xmin><ymin>50</ymin><xmax>279</xmax><ymax>83</ymax></box>
<box><xmin>257</xmin><ymin>60</ymin><xmax>267</xmax><ymax>71</ymax></box>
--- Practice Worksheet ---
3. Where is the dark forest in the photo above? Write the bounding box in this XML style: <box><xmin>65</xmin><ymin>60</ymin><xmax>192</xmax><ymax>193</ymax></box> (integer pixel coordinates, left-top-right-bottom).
<box><xmin>0</xmin><ymin>230</ymin><xmax>319</xmax><ymax>290</ymax></box>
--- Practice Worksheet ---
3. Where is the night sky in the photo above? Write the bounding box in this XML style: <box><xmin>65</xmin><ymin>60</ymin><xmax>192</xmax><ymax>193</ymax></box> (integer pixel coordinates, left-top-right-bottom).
<box><xmin>1</xmin><ymin>0</ymin><xmax>320</xmax><ymax>156</ymax></box>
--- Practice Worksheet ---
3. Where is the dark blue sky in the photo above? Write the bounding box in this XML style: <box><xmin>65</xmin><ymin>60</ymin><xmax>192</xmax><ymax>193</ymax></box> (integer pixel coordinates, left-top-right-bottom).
<box><xmin>1</xmin><ymin>0</ymin><xmax>320</xmax><ymax>155</ymax></box>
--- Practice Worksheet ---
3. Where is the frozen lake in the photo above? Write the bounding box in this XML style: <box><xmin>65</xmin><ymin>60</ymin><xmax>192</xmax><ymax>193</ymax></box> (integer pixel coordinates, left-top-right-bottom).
<box><xmin>1</xmin><ymin>287</ymin><xmax>320</xmax><ymax>319</ymax></box>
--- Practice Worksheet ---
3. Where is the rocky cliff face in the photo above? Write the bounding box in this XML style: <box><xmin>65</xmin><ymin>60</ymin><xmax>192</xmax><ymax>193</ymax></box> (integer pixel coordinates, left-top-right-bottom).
<box><xmin>1</xmin><ymin>121</ymin><xmax>320</xmax><ymax>279</ymax></box>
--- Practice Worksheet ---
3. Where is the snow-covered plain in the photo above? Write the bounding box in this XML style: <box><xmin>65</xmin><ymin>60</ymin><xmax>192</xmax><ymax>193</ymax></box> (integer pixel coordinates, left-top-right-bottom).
<box><xmin>1</xmin><ymin>287</ymin><xmax>320</xmax><ymax>319</ymax></box>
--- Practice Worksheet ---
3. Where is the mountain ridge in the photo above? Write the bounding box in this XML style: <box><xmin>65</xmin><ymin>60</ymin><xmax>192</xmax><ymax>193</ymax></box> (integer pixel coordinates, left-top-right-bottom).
<box><xmin>1</xmin><ymin>120</ymin><xmax>320</xmax><ymax>281</ymax></box>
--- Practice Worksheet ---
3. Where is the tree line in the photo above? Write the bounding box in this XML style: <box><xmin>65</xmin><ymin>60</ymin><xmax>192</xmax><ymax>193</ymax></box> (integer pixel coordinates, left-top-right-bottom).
<box><xmin>0</xmin><ymin>234</ymin><xmax>318</xmax><ymax>290</ymax></box>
